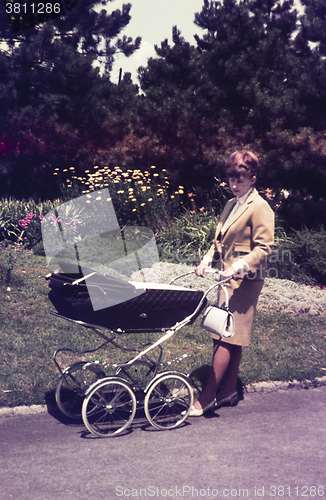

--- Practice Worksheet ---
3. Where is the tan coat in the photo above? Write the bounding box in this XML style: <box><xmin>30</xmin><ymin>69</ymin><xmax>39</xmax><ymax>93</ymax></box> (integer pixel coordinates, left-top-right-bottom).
<box><xmin>205</xmin><ymin>188</ymin><xmax>274</xmax><ymax>346</ymax></box>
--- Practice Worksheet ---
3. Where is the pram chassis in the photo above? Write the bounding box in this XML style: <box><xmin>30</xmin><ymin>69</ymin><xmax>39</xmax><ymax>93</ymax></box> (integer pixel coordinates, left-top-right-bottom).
<box><xmin>50</xmin><ymin>270</ymin><xmax>231</xmax><ymax>437</ymax></box>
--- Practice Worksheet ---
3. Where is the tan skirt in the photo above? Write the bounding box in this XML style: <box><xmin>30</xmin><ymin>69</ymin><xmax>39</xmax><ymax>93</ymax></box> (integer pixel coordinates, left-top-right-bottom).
<box><xmin>211</xmin><ymin>278</ymin><xmax>264</xmax><ymax>346</ymax></box>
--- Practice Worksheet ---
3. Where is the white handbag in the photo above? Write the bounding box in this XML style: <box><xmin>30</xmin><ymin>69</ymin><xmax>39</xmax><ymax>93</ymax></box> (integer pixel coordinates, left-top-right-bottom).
<box><xmin>201</xmin><ymin>285</ymin><xmax>234</xmax><ymax>338</ymax></box>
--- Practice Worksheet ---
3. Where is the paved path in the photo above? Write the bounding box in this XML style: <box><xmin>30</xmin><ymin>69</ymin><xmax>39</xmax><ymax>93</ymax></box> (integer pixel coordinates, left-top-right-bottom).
<box><xmin>1</xmin><ymin>386</ymin><xmax>325</xmax><ymax>500</ymax></box>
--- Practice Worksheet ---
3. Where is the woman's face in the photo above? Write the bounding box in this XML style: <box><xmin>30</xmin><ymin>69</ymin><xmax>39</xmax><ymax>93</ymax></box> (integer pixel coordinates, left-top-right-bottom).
<box><xmin>228</xmin><ymin>174</ymin><xmax>256</xmax><ymax>198</ymax></box>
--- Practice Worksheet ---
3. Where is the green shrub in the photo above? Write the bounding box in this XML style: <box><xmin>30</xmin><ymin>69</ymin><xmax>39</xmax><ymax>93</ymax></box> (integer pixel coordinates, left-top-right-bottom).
<box><xmin>156</xmin><ymin>210</ymin><xmax>220</xmax><ymax>266</ymax></box>
<box><xmin>267</xmin><ymin>226</ymin><xmax>326</xmax><ymax>285</ymax></box>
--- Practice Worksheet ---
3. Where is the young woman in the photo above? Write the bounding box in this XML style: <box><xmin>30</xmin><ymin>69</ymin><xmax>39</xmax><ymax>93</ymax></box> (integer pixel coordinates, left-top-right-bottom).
<box><xmin>189</xmin><ymin>150</ymin><xmax>274</xmax><ymax>416</ymax></box>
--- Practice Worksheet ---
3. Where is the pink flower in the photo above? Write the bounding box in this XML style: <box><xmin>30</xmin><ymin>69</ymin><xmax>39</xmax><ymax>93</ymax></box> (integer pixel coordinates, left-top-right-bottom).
<box><xmin>190</xmin><ymin>210</ymin><xmax>195</xmax><ymax>215</ymax></box>
<box><xmin>19</xmin><ymin>213</ymin><xmax>36</xmax><ymax>227</ymax></box>
<box><xmin>199</xmin><ymin>206</ymin><xmax>205</xmax><ymax>212</ymax></box>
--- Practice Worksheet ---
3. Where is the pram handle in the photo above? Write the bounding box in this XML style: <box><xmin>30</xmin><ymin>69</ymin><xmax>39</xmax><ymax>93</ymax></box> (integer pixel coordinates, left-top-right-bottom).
<box><xmin>168</xmin><ymin>269</ymin><xmax>231</xmax><ymax>286</ymax></box>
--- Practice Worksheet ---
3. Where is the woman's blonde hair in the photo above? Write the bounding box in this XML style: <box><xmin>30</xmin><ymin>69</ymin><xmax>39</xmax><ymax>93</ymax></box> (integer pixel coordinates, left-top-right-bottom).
<box><xmin>225</xmin><ymin>151</ymin><xmax>259</xmax><ymax>178</ymax></box>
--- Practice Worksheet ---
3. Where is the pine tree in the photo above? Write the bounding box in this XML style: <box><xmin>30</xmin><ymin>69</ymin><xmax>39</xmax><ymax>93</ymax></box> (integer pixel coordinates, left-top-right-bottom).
<box><xmin>0</xmin><ymin>1</ymin><xmax>141</xmax><ymax>198</ymax></box>
<box><xmin>135</xmin><ymin>0</ymin><xmax>326</xmax><ymax>227</ymax></box>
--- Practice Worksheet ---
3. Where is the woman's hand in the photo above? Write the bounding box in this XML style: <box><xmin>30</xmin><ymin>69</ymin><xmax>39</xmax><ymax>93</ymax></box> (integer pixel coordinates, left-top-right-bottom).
<box><xmin>195</xmin><ymin>262</ymin><xmax>210</xmax><ymax>277</ymax></box>
<box><xmin>219</xmin><ymin>266</ymin><xmax>236</xmax><ymax>279</ymax></box>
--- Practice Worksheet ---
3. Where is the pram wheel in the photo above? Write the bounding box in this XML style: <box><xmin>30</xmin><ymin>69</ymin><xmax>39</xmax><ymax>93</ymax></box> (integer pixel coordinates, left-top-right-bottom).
<box><xmin>144</xmin><ymin>372</ymin><xmax>193</xmax><ymax>430</ymax></box>
<box><xmin>55</xmin><ymin>362</ymin><xmax>105</xmax><ymax>419</ymax></box>
<box><xmin>82</xmin><ymin>377</ymin><xmax>137</xmax><ymax>437</ymax></box>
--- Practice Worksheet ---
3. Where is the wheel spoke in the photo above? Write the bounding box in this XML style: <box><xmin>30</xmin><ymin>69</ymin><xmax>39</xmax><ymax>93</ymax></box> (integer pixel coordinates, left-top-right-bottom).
<box><xmin>144</xmin><ymin>374</ymin><xmax>193</xmax><ymax>430</ymax></box>
<box><xmin>82</xmin><ymin>378</ymin><xmax>136</xmax><ymax>437</ymax></box>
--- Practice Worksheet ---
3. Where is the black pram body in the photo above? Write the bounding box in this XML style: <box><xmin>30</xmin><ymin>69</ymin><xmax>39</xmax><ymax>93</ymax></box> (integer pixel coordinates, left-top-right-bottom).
<box><xmin>48</xmin><ymin>264</ymin><xmax>206</xmax><ymax>332</ymax></box>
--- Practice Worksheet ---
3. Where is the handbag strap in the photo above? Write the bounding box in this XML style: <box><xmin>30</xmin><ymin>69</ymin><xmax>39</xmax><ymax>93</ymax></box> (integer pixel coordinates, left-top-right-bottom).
<box><xmin>220</xmin><ymin>285</ymin><xmax>233</xmax><ymax>331</ymax></box>
<box><xmin>220</xmin><ymin>285</ymin><xmax>230</xmax><ymax>310</ymax></box>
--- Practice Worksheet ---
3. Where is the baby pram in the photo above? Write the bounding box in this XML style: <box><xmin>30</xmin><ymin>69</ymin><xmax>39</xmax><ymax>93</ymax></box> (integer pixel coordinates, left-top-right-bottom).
<box><xmin>47</xmin><ymin>262</ymin><xmax>231</xmax><ymax>437</ymax></box>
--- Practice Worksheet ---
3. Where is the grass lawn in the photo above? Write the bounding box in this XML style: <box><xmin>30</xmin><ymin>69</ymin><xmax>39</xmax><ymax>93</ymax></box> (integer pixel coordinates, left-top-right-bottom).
<box><xmin>1</xmin><ymin>243</ymin><xmax>326</xmax><ymax>408</ymax></box>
